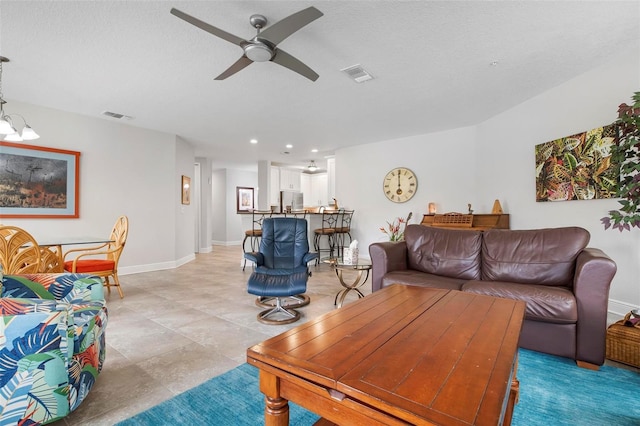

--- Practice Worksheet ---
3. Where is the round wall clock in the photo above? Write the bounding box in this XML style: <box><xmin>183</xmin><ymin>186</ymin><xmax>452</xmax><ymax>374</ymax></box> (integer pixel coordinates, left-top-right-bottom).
<box><xmin>383</xmin><ymin>167</ymin><xmax>418</xmax><ymax>203</ymax></box>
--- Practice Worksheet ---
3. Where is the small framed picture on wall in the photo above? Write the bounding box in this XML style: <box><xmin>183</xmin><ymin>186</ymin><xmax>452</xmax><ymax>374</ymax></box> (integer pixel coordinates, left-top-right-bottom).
<box><xmin>236</xmin><ymin>186</ymin><xmax>254</xmax><ymax>213</ymax></box>
<box><xmin>182</xmin><ymin>175</ymin><xmax>191</xmax><ymax>205</ymax></box>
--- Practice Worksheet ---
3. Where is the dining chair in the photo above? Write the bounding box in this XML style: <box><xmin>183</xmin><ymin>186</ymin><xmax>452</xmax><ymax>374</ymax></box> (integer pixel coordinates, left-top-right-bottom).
<box><xmin>40</xmin><ymin>246</ymin><xmax>62</xmax><ymax>272</ymax></box>
<box><xmin>63</xmin><ymin>215</ymin><xmax>129</xmax><ymax>298</ymax></box>
<box><xmin>242</xmin><ymin>209</ymin><xmax>273</xmax><ymax>271</ymax></box>
<box><xmin>0</xmin><ymin>225</ymin><xmax>42</xmax><ymax>274</ymax></box>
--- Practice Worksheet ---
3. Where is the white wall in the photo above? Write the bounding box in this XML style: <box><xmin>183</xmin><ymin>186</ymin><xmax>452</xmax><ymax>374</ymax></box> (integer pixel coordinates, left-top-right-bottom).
<box><xmin>225</xmin><ymin>169</ymin><xmax>258</xmax><ymax>243</ymax></box>
<box><xmin>1</xmin><ymin>101</ymin><xmax>195</xmax><ymax>273</ymax></box>
<box><xmin>195</xmin><ymin>156</ymin><xmax>213</xmax><ymax>253</ymax></box>
<box><xmin>334</xmin><ymin>48</ymin><xmax>640</xmax><ymax>315</ymax></box>
<box><xmin>211</xmin><ymin>168</ymin><xmax>258</xmax><ymax>245</ymax></box>
<box><xmin>174</xmin><ymin>136</ymin><xmax>196</xmax><ymax>266</ymax></box>
<box><xmin>211</xmin><ymin>169</ymin><xmax>227</xmax><ymax>245</ymax></box>
<box><xmin>475</xmin><ymin>48</ymin><xmax>640</xmax><ymax>314</ymax></box>
<box><xmin>335</xmin><ymin>125</ymin><xmax>478</xmax><ymax>250</ymax></box>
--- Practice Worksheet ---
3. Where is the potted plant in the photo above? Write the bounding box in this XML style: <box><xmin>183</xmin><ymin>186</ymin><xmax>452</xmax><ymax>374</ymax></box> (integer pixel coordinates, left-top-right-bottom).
<box><xmin>380</xmin><ymin>212</ymin><xmax>412</xmax><ymax>241</ymax></box>
<box><xmin>602</xmin><ymin>91</ymin><xmax>640</xmax><ymax>231</ymax></box>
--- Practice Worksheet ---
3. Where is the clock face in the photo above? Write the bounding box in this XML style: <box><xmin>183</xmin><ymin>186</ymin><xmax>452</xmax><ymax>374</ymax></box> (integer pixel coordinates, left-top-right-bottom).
<box><xmin>383</xmin><ymin>167</ymin><xmax>418</xmax><ymax>203</ymax></box>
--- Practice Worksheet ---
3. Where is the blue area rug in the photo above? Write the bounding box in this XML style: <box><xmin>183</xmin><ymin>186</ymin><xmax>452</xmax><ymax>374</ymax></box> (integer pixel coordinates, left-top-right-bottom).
<box><xmin>118</xmin><ymin>349</ymin><xmax>640</xmax><ymax>425</ymax></box>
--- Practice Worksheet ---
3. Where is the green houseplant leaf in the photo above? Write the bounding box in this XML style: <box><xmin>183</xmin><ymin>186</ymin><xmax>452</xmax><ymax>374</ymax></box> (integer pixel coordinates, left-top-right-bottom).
<box><xmin>602</xmin><ymin>91</ymin><xmax>640</xmax><ymax>231</ymax></box>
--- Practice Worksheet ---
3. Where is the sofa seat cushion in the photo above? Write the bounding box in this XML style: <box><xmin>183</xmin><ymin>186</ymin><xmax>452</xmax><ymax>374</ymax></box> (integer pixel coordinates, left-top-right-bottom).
<box><xmin>462</xmin><ymin>280</ymin><xmax>577</xmax><ymax>324</ymax></box>
<box><xmin>481</xmin><ymin>227</ymin><xmax>589</xmax><ymax>286</ymax></box>
<box><xmin>404</xmin><ymin>225</ymin><xmax>482</xmax><ymax>280</ymax></box>
<box><xmin>382</xmin><ymin>271</ymin><xmax>465</xmax><ymax>291</ymax></box>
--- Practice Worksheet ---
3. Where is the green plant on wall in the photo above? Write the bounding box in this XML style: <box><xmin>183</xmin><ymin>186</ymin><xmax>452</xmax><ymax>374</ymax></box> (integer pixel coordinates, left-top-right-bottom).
<box><xmin>602</xmin><ymin>91</ymin><xmax>640</xmax><ymax>231</ymax></box>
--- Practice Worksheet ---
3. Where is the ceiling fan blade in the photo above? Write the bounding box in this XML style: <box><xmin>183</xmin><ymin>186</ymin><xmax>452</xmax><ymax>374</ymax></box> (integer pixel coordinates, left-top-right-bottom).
<box><xmin>214</xmin><ymin>56</ymin><xmax>253</xmax><ymax>80</ymax></box>
<box><xmin>271</xmin><ymin>49</ymin><xmax>319</xmax><ymax>82</ymax></box>
<box><xmin>171</xmin><ymin>8</ymin><xmax>247</xmax><ymax>47</ymax></box>
<box><xmin>258</xmin><ymin>7</ymin><xmax>323</xmax><ymax>46</ymax></box>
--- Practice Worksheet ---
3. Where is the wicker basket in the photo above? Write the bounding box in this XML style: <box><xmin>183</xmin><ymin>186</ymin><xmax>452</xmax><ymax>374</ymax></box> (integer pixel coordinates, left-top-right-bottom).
<box><xmin>606</xmin><ymin>312</ymin><xmax>640</xmax><ymax>368</ymax></box>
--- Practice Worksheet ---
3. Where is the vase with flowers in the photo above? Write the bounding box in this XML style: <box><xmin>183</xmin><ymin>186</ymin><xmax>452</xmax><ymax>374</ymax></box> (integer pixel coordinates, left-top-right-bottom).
<box><xmin>380</xmin><ymin>212</ymin><xmax>412</xmax><ymax>241</ymax></box>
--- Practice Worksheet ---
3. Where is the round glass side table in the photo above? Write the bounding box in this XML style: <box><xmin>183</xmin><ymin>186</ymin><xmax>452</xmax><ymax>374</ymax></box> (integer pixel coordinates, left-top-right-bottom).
<box><xmin>323</xmin><ymin>257</ymin><xmax>372</xmax><ymax>308</ymax></box>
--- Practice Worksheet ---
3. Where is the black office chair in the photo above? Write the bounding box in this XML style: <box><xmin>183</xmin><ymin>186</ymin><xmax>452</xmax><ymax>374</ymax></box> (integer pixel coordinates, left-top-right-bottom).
<box><xmin>244</xmin><ymin>218</ymin><xmax>318</xmax><ymax>324</ymax></box>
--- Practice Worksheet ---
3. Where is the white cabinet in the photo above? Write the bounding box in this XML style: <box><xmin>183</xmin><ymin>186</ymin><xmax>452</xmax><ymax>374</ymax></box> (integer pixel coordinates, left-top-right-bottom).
<box><xmin>301</xmin><ymin>174</ymin><xmax>311</xmax><ymax>204</ymax></box>
<box><xmin>302</xmin><ymin>172</ymin><xmax>328</xmax><ymax>206</ymax></box>
<box><xmin>279</xmin><ymin>168</ymin><xmax>301</xmax><ymax>191</ymax></box>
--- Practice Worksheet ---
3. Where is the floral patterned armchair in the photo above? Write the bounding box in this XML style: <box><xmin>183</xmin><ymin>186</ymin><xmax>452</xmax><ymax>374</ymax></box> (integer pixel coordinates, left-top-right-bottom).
<box><xmin>0</xmin><ymin>273</ymin><xmax>107</xmax><ymax>425</ymax></box>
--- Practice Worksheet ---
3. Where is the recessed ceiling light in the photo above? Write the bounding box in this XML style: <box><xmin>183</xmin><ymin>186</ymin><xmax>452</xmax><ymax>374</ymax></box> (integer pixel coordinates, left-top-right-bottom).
<box><xmin>311</xmin><ymin>148</ymin><xmax>318</xmax><ymax>153</ymax></box>
<box><xmin>250</xmin><ymin>139</ymin><xmax>258</xmax><ymax>144</ymax></box>
<box><xmin>489</xmin><ymin>61</ymin><xmax>499</xmax><ymax>67</ymax></box>
<box><xmin>286</xmin><ymin>144</ymin><xmax>293</xmax><ymax>149</ymax></box>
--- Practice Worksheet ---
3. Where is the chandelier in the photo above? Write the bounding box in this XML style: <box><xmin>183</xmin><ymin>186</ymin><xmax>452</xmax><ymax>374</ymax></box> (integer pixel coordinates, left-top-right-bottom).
<box><xmin>0</xmin><ymin>56</ymin><xmax>39</xmax><ymax>141</ymax></box>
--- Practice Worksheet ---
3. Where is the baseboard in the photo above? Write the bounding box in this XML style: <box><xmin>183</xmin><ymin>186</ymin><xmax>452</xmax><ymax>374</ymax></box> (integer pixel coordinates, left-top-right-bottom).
<box><xmin>212</xmin><ymin>240</ymin><xmax>242</xmax><ymax>246</ymax></box>
<box><xmin>119</xmin><ymin>253</ymin><xmax>196</xmax><ymax>276</ymax></box>
<box><xmin>609</xmin><ymin>298</ymin><xmax>638</xmax><ymax>317</ymax></box>
<box><xmin>199</xmin><ymin>245</ymin><xmax>213</xmax><ymax>253</ymax></box>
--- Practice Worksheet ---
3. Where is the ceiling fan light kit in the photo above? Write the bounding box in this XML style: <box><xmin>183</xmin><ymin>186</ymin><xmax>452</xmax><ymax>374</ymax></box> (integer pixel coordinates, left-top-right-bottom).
<box><xmin>170</xmin><ymin>6</ymin><xmax>323</xmax><ymax>81</ymax></box>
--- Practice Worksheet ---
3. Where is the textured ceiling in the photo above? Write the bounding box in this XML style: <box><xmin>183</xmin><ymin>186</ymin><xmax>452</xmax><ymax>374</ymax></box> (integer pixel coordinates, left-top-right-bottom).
<box><xmin>1</xmin><ymin>1</ymin><xmax>639</xmax><ymax>171</ymax></box>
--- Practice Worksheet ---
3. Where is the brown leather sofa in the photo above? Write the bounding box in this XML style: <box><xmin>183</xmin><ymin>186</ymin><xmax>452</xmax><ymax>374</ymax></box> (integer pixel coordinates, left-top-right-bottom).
<box><xmin>369</xmin><ymin>224</ymin><xmax>617</xmax><ymax>368</ymax></box>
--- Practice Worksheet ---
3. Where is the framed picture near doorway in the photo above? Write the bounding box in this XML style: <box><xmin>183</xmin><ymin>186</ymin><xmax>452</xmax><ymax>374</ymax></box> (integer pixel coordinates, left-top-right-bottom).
<box><xmin>181</xmin><ymin>175</ymin><xmax>191</xmax><ymax>205</ymax></box>
<box><xmin>236</xmin><ymin>186</ymin><xmax>254</xmax><ymax>213</ymax></box>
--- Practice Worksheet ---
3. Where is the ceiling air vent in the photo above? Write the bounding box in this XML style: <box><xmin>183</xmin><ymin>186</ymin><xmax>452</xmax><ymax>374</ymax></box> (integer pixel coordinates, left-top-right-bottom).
<box><xmin>340</xmin><ymin>64</ymin><xmax>373</xmax><ymax>83</ymax></box>
<box><xmin>102</xmin><ymin>111</ymin><xmax>134</xmax><ymax>120</ymax></box>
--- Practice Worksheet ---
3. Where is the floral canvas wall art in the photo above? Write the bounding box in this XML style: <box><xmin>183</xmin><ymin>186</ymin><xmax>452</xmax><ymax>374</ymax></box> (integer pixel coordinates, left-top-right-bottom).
<box><xmin>535</xmin><ymin>124</ymin><xmax>619</xmax><ymax>202</ymax></box>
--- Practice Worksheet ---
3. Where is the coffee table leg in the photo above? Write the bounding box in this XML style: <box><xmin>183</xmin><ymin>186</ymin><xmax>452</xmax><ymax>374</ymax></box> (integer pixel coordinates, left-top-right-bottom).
<box><xmin>503</xmin><ymin>356</ymin><xmax>520</xmax><ymax>425</ymax></box>
<box><xmin>259</xmin><ymin>370</ymin><xmax>289</xmax><ymax>426</ymax></box>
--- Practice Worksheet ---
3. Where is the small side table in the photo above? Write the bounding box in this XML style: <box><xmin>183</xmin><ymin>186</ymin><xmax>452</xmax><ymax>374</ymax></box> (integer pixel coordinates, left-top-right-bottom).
<box><xmin>324</xmin><ymin>258</ymin><xmax>372</xmax><ymax>308</ymax></box>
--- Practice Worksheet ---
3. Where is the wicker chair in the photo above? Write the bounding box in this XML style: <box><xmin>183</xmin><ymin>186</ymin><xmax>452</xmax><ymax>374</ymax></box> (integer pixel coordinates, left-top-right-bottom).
<box><xmin>0</xmin><ymin>225</ymin><xmax>42</xmax><ymax>274</ymax></box>
<box><xmin>63</xmin><ymin>216</ymin><xmax>129</xmax><ymax>298</ymax></box>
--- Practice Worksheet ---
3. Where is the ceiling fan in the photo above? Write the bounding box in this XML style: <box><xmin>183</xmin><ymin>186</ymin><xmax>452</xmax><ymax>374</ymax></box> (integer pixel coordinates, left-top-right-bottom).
<box><xmin>170</xmin><ymin>6</ymin><xmax>323</xmax><ymax>81</ymax></box>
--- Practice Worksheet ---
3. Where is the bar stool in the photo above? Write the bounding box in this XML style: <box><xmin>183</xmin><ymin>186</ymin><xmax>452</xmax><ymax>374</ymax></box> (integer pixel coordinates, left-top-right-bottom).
<box><xmin>313</xmin><ymin>209</ymin><xmax>339</xmax><ymax>264</ymax></box>
<box><xmin>335</xmin><ymin>209</ymin><xmax>354</xmax><ymax>258</ymax></box>
<box><xmin>242</xmin><ymin>209</ymin><xmax>272</xmax><ymax>271</ymax></box>
<box><xmin>285</xmin><ymin>209</ymin><xmax>308</xmax><ymax>219</ymax></box>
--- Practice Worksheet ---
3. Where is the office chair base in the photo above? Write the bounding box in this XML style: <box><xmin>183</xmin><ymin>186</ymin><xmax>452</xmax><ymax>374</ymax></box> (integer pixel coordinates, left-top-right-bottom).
<box><xmin>256</xmin><ymin>298</ymin><xmax>301</xmax><ymax>325</ymax></box>
<box><xmin>255</xmin><ymin>294</ymin><xmax>310</xmax><ymax>309</ymax></box>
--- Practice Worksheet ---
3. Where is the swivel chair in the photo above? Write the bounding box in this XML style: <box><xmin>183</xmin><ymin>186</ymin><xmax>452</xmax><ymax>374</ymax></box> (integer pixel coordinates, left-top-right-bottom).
<box><xmin>244</xmin><ymin>218</ymin><xmax>318</xmax><ymax>324</ymax></box>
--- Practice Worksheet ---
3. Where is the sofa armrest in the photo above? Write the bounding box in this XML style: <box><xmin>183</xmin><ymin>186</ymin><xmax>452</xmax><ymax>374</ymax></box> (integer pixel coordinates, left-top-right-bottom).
<box><xmin>61</xmin><ymin>276</ymin><xmax>105</xmax><ymax>305</ymax></box>
<box><xmin>573</xmin><ymin>248</ymin><xmax>617</xmax><ymax>366</ymax></box>
<box><xmin>369</xmin><ymin>242</ymin><xmax>408</xmax><ymax>292</ymax></box>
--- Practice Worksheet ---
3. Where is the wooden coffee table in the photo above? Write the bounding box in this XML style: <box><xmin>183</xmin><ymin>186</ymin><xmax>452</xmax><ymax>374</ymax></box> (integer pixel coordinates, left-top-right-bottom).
<box><xmin>247</xmin><ymin>284</ymin><xmax>525</xmax><ymax>426</ymax></box>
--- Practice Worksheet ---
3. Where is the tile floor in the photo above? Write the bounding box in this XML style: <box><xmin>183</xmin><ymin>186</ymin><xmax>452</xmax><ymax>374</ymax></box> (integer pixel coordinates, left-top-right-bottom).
<box><xmin>53</xmin><ymin>245</ymin><xmax>634</xmax><ymax>425</ymax></box>
<box><xmin>55</xmin><ymin>245</ymin><xmax>364</xmax><ymax>425</ymax></box>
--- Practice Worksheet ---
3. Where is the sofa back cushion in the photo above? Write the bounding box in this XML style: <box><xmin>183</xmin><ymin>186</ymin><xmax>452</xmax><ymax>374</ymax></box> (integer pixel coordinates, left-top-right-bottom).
<box><xmin>404</xmin><ymin>225</ymin><xmax>482</xmax><ymax>280</ymax></box>
<box><xmin>481</xmin><ymin>227</ymin><xmax>590</xmax><ymax>286</ymax></box>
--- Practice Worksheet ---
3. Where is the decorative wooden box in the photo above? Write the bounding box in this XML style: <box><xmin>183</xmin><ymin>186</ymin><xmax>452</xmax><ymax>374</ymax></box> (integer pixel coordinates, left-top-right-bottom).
<box><xmin>606</xmin><ymin>315</ymin><xmax>640</xmax><ymax>368</ymax></box>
